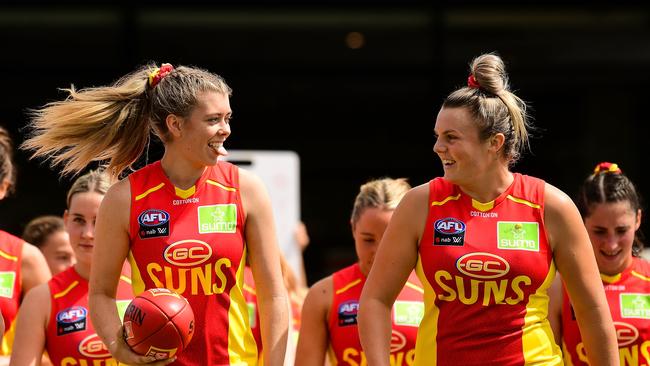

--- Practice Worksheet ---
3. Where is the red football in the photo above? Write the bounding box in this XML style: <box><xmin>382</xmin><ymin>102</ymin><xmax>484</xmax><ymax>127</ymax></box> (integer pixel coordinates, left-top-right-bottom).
<box><xmin>122</xmin><ymin>288</ymin><xmax>194</xmax><ymax>360</ymax></box>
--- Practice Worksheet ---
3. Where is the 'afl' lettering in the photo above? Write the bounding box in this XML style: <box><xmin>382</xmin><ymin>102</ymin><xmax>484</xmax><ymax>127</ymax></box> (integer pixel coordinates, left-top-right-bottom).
<box><xmin>434</xmin><ymin>218</ymin><xmax>466</xmax><ymax>235</ymax></box>
<box><xmin>138</xmin><ymin>209</ymin><xmax>170</xmax><ymax>227</ymax></box>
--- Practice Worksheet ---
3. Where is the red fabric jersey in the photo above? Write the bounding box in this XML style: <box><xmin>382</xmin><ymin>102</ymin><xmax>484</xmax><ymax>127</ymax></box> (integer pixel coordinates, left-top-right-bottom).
<box><xmin>417</xmin><ymin>174</ymin><xmax>561</xmax><ymax>365</ymax></box>
<box><xmin>328</xmin><ymin>263</ymin><xmax>423</xmax><ymax>366</ymax></box>
<box><xmin>45</xmin><ymin>266</ymin><xmax>133</xmax><ymax>365</ymax></box>
<box><xmin>128</xmin><ymin>161</ymin><xmax>257</xmax><ymax>366</ymax></box>
<box><xmin>562</xmin><ymin>257</ymin><xmax>650</xmax><ymax>365</ymax></box>
<box><xmin>0</xmin><ymin>230</ymin><xmax>23</xmax><ymax>355</ymax></box>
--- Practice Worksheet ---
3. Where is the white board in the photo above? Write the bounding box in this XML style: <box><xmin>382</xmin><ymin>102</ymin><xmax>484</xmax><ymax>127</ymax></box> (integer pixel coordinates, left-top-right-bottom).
<box><xmin>222</xmin><ymin>150</ymin><xmax>304</xmax><ymax>283</ymax></box>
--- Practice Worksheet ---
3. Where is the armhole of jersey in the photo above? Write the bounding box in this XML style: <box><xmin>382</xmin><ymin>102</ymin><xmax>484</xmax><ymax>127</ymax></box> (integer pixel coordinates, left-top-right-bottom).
<box><xmin>419</xmin><ymin>180</ymin><xmax>436</xmax><ymax>248</ymax></box>
<box><xmin>327</xmin><ymin>274</ymin><xmax>338</xmax><ymax>333</ymax></box>
<box><xmin>46</xmin><ymin>281</ymin><xmax>56</xmax><ymax>335</ymax></box>
<box><xmin>127</xmin><ymin>174</ymin><xmax>137</xmax><ymax>243</ymax></box>
<box><xmin>232</xmin><ymin>165</ymin><xmax>246</xmax><ymax>230</ymax></box>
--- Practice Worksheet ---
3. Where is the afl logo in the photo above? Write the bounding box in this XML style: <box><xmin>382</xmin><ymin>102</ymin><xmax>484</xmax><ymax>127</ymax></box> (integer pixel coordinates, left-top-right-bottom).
<box><xmin>57</xmin><ymin>306</ymin><xmax>87</xmax><ymax>323</ymax></box>
<box><xmin>614</xmin><ymin>322</ymin><xmax>639</xmax><ymax>347</ymax></box>
<box><xmin>78</xmin><ymin>333</ymin><xmax>111</xmax><ymax>358</ymax></box>
<box><xmin>435</xmin><ymin>218</ymin><xmax>466</xmax><ymax>235</ymax></box>
<box><xmin>456</xmin><ymin>252</ymin><xmax>510</xmax><ymax>279</ymax></box>
<box><xmin>390</xmin><ymin>330</ymin><xmax>407</xmax><ymax>353</ymax></box>
<box><xmin>138</xmin><ymin>209</ymin><xmax>170</xmax><ymax>227</ymax></box>
<box><xmin>164</xmin><ymin>240</ymin><xmax>213</xmax><ymax>267</ymax></box>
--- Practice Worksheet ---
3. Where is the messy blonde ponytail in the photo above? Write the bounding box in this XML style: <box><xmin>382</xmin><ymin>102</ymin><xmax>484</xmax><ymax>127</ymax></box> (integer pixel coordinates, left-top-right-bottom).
<box><xmin>22</xmin><ymin>63</ymin><xmax>232</xmax><ymax>179</ymax></box>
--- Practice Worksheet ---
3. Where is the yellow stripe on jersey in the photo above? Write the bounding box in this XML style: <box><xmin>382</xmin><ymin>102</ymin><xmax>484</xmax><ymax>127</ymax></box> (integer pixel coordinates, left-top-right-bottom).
<box><xmin>562</xmin><ymin>341</ymin><xmax>575</xmax><ymax>366</ymax></box>
<box><xmin>0</xmin><ymin>249</ymin><xmax>18</xmax><ymax>262</ymax></box>
<box><xmin>431</xmin><ymin>194</ymin><xmax>461</xmax><ymax>207</ymax></box>
<box><xmin>601</xmin><ymin>272</ymin><xmax>622</xmax><ymax>283</ymax></box>
<box><xmin>631</xmin><ymin>270</ymin><xmax>650</xmax><ymax>282</ymax></box>
<box><xmin>120</xmin><ymin>275</ymin><xmax>132</xmax><ymax>285</ymax></box>
<box><xmin>128</xmin><ymin>251</ymin><xmax>146</xmax><ymax>296</ymax></box>
<box><xmin>471</xmin><ymin>199</ymin><xmax>494</xmax><ymax>212</ymax></box>
<box><xmin>243</xmin><ymin>283</ymin><xmax>256</xmax><ymax>295</ymax></box>
<box><xmin>327</xmin><ymin>345</ymin><xmax>339</xmax><ymax>366</ymax></box>
<box><xmin>206</xmin><ymin>179</ymin><xmax>238</xmax><ymax>192</ymax></box>
<box><xmin>414</xmin><ymin>255</ymin><xmax>438</xmax><ymax>366</ymax></box>
<box><xmin>53</xmin><ymin>280</ymin><xmax>79</xmax><ymax>299</ymax></box>
<box><xmin>335</xmin><ymin>279</ymin><xmax>362</xmax><ymax>295</ymax></box>
<box><xmin>228</xmin><ymin>248</ymin><xmax>259</xmax><ymax>365</ymax></box>
<box><xmin>174</xmin><ymin>185</ymin><xmax>196</xmax><ymax>199</ymax></box>
<box><xmin>405</xmin><ymin>281</ymin><xmax>424</xmax><ymax>294</ymax></box>
<box><xmin>506</xmin><ymin>195</ymin><xmax>541</xmax><ymax>209</ymax></box>
<box><xmin>521</xmin><ymin>260</ymin><xmax>562</xmax><ymax>365</ymax></box>
<box><xmin>135</xmin><ymin>183</ymin><xmax>165</xmax><ymax>201</ymax></box>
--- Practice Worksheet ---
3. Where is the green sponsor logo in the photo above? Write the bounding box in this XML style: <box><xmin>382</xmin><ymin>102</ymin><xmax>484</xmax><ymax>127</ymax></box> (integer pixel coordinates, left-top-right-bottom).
<box><xmin>497</xmin><ymin>222</ymin><xmax>539</xmax><ymax>251</ymax></box>
<box><xmin>620</xmin><ymin>293</ymin><xmax>650</xmax><ymax>319</ymax></box>
<box><xmin>198</xmin><ymin>204</ymin><xmax>237</xmax><ymax>234</ymax></box>
<box><xmin>393</xmin><ymin>301</ymin><xmax>424</xmax><ymax>327</ymax></box>
<box><xmin>116</xmin><ymin>300</ymin><xmax>131</xmax><ymax>320</ymax></box>
<box><xmin>0</xmin><ymin>272</ymin><xmax>16</xmax><ymax>298</ymax></box>
<box><xmin>247</xmin><ymin>302</ymin><xmax>257</xmax><ymax>327</ymax></box>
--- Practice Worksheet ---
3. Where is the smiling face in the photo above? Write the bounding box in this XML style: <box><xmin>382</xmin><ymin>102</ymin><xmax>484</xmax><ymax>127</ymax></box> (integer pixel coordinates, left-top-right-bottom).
<box><xmin>584</xmin><ymin>201</ymin><xmax>641</xmax><ymax>276</ymax></box>
<box><xmin>63</xmin><ymin>191</ymin><xmax>104</xmax><ymax>267</ymax></box>
<box><xmin>173</xmin><ymin>91</ymin><xmax>232</xmax><ymax>169</ymax></box>
<box><xmin>433</xmin><ymin>107</ymin><xmax>496</xmax><ymax>187</ymax></box>
<box><xmin>352</xmin><ymin>207</ymin><xmax>394</xmax><ymax>276</ymax></box>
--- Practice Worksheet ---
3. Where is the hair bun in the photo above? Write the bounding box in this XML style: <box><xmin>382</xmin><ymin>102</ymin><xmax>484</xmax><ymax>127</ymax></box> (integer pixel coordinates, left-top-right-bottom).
<box><xmin>470</xmin><ymin>53</ymin><xmax>509</xmax><ymax>95</ymax></box>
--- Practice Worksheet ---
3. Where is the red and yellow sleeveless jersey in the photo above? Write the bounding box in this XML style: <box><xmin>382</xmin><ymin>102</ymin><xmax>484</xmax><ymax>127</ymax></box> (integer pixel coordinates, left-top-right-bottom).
<box><xmin>416</xmin><ymin>173</ymin><xmax>561</xmax><ymax>366</ymax></box>
<box><xmin>0</xmin><ymin>230</ymin><xmax>23</xmax><ymax>355</ymax></box>
<box><xmin>45</xmin><ymin>266</ymin><xmax>133</xmax><ymax>365</ymax></box>
<box><xmin>562</xmin><ymin>257</ymin><xmax>650</xmax><ymax>365</ymax></box>
<box><xmin>243</xmin><ymin>265</ymin><xmax>302</xmax><ymax>360</ymax></box>
<box><xmin>328</xmin><ymin>263</ymin><xmax>423</xmax><ymax>366</ymax></box>
<box><xmin>128</xmin><ymin>161</ymin><xmax>257</xmax><ymax>366</ymax></box>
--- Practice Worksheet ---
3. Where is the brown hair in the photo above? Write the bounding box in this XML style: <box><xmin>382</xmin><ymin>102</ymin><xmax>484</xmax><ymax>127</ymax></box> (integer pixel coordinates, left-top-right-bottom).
<box><xmin>0</xmin><ymin>126</ymin><xmax>16</xmax><ymax>194</ymax></box>
<box><xmin>22</xmin><ymin>215</ymin><xmax>65</xmax><ymax>248</ymax></box>
<box><xmin>22</xmin><ymin>63</ymin><xmax>232</xmax><ymax>179</ymax></box>
<box><xmin>443</xmin><ymin>53</ymin><xmax>531</xmax><ymax>165</ymax></box>
<box><xmin>577</xmin><ymin>163</ymin><xmax>645</xmax><ymax>257</ymax></box>
<box><xmin>66</xmin><ymin>169</ymin><xmax>112</xmax><ymax>207</ymax></box>
<box><xmin>350</xmin><ymin>178</ymin><xmax>411</xmax><ymax>225</ymax></box>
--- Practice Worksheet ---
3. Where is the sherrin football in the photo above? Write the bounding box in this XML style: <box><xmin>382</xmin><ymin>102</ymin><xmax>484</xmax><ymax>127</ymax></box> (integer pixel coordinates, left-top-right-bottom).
<box><xmin>122</xmin><ymin>288</ymin><xmax>195</xmax><ymax>360</ymax></box>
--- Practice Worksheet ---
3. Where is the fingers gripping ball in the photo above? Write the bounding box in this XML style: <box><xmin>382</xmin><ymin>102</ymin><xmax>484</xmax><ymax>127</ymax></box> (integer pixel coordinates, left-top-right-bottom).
<box><xmin>123</xmin><ymin>288</ymin><xmax>195</xmax><ymax>360</ymax></box>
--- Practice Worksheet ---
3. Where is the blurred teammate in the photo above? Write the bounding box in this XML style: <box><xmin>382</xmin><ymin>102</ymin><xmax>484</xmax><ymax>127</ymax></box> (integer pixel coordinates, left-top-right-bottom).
<box><xmin>22</xmin><ymin>216</ymin><xmax>74</xmax><ymax>275</ymax></box>
<box><xmin>548</xmin><ymin>162</ymin><xmax>650</xmax><ymax>365</ymax></box>
<box><xmin>296</xmin><ymin>178</ymin><xmax>423</xmax><ymax>366</ymax></box>
<box><xmin>0</xmin><ymin>126</ymin><xmax>51</xmax><ymax>358</ymax></box>
<box><xmin>10</xmin><ymin>170</ymin><xmax>133</xmax><ymax>366</ymax></box>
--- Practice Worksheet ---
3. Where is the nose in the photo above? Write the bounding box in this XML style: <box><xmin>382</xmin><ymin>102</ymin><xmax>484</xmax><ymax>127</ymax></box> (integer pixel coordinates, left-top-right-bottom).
<box><xmin>433</xmin><ymin>136</ymin><xmax>444</xmax><ymax>154</ymax></box>
<box><xmin>81</xmin><ymin>222</ymin><xmax>95</xmax><ymax>239</ymax></box>
<box><xmin>219</xmin><ymin>120</ymin><xmax>231</xmax><ymax>138</ymax></box>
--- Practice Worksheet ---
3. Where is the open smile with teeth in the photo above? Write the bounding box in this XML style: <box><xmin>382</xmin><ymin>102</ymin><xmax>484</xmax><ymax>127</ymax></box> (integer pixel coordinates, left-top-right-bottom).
<box><xmin>209</xmin><ymin>141</ymin><xmax>228</xmax><ymax>155</ymax></box>
<box><xmin>601</xmin><ymin>249</ymin><xmax>621</xmax><ymax>257</ymax></box>
<box><xmin>442</xmin><ymin>159</ymin><xmax>456</xmax><ymax>166</ymax></box>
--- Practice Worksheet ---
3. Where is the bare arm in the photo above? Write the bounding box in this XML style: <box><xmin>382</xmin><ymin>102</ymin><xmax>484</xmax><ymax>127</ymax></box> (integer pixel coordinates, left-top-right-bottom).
<box><xmin>88</xmin><ymin>180</ymin><xmax>169</xmax><ymax>365</ymax></box>
<box><xmin>547</xmin><ymin>273</ymin><xmax>563</xmax><ymax>346</ymax></box>
<box><xmin>545</xmin><ymin>183</ymin><xmax>617</xmax><ymax>366</ymax></box>
<box><xmin>358</xmin><ymin>185</ymin><xmax>427</xmax><ymax>366</ymax></box>
<box><xmin>240</xmin><ymin>169</ymin><xmax>289</xmax><ymax>366</ymax></box>
<box><xmin>295</xmin><ymin>276</ymin><xmax>332</xmax><ymax>366</ymax></box>
<box><xmin>20</xmin><ymin>243</ymin><xmax>51</xmax><ymax>295</ymax></box>
<box><xmin>9</xmin><ymin>283</ymin><xmax>50</xmax><ymax>366</ymax></box>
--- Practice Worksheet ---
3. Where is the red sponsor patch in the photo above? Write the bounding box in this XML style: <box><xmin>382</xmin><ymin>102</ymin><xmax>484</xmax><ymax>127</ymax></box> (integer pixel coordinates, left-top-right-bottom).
<box><xmin>456</xmin><ymin>252</ymin><xmax>510</xmax><ymax>279</ymax></box>
<box><xmin>164</xmin><ymin>240</ymin><xmax>212</xmax><ymax>267</ymax></box>
<box><xmin>78</xmin><ymin>334</ymin><xmax>111</xmax><ymax>358</ymax></box>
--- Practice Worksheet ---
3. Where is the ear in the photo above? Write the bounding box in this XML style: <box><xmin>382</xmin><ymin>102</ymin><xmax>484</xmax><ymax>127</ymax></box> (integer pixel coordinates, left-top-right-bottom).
<box><xmin>635</xmin><ymin>209</ymin><xmax>642</xmax><ymax>231</ymax></box>
<box><xmin>166</xmin><ymin>114</ymin><xmax>184</xmax><ymax>138</ymax></box>
<box><xmin>0</xmin><ymin>179</ymin><xmax>10</xmax><ymax>200</ymax></box>
<box><xmin>489</xmin><ymin>133</ymin><xmax>506</xmax><ymax>153</ymax></box>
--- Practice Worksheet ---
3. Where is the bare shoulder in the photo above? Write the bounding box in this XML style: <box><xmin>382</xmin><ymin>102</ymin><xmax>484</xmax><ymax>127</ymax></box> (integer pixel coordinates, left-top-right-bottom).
<box><xmin>237</xmin><ymin>167</ymin><xmax>265</xmax><ymax>192</ymax></box>
<box><xmin>544</xmin><ymin>182</ymin><xmax>575</xmax><ymax>215</ymax></box>
<box><xmin>21</xmin><ymin>241</ymin><xmax>46</xmax><ymax>264</ymax></box>
<box><xmin>21</xmin><ymin>281</ymin><xmax>51</xmax><ymax>316</ymax></box>
<box><xmin>303</xmin><ymin>275</ymin><xmax>333</xmax><ymax>314</ymax></box>
<box><xmin>104</xmin><ymin>177</ymin><xmax>131</xmax><ymax>206</ymax></box>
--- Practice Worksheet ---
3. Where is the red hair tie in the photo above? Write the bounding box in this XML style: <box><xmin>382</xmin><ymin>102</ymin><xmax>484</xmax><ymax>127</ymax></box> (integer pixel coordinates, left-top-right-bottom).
<box><xmin>148</xmin><ymin>63</ymin><xmax>174</xmax><ymax>88</ymax></box>
<box><xmin>593</xmin><ymin>162</ymin><xmax>622</xmax><ymax>175</ymax></box>
<box><xmin>467</xmin><ymin>74</ymin><xmax>480</xmax><ymax>89</ymax></box>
